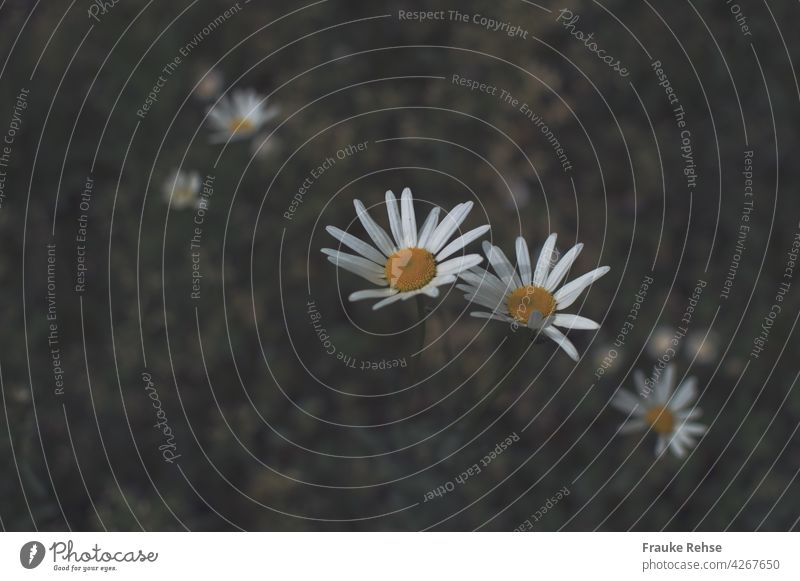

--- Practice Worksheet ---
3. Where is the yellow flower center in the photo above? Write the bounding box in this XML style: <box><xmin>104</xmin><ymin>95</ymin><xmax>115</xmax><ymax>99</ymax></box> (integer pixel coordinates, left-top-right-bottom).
<box><xmin>174</xmin><ymin>187</ymin><xmax>195</xmax><ymax>205</ymax></box>
<box><xmin>506</xmin><ymin>285</ymin><xmax>557</xmax><ymax>323</ymax></box>
<box><xmin>229</xmin><ymin>117</ymin><xmax>255</xmax><ymax>134</ymax></box>
<box><xmin>384</xmin><ymin>248</ymin><xmax>437</xmax><ymax>292</ymax></box>
<box><xmin>645</xmin><ymin>406</ymin><xmax>675</xmax><ymax>434</ymax></box>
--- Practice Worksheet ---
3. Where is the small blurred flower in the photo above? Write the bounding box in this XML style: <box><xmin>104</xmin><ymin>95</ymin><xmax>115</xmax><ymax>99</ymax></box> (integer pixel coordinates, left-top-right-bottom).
<box><xmin>458</xmin><ymin>233</ymin><xmax>610</xmax><ymax>361</ymax></box>
<box><xmin>250</xmin><ymin>133</ymin><xmax>281</xmax><ymax>162</ymax></box>
<box><xmin>592</xmin><ymin>341</ymin><xmax>623</xmax><ymax>371</ymax></box>
<box><xmin>647</xmin><ymin>325</ymin><xmax>675</xmax><ymax>359</ymax></box>
<box><xmin>207</xmin><ymin>88</ymin><xmax>279</xmax><ymax>143</ymax></box>
<box><xmin>685</xmin><ymin>329</ymin><xmax>719</xmax><ymax>365</ymax></box>
<box><xmin>321</xmin><ymin>188</ymin><xmax>489</xmax><ymax>310</ymax></box>
<box><xmin>611</xmin><ymin>364</ymin><xmax>707</xmax><ymax>459</ymax></box>
<box><xmin>194</xmin><ymin>68</ymin><xmax>224</xmax><ymax>100</ymax></box>
<box><xmin>163</xmin><ymin>169</ymin><xmax>201</xmax><ymax>210</ymax></box>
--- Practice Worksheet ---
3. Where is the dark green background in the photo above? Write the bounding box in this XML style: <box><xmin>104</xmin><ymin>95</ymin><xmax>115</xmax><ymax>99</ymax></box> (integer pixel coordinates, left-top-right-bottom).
<box><xmin>0</xmin><ymin>0</ymin><xmax>798</xmax><ymax>530</ymax></box>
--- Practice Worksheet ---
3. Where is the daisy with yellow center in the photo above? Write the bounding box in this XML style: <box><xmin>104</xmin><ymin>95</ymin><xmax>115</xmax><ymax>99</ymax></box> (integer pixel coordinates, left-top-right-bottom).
<box><xmin>322</xmin><ymin>188</ymin><xmax>490</xmax><ymax>310</ymax></box>
<box><xmin>207</xmin><ymin>88</ymin><xmax>279</xmax><ymax>144</ymax></box>
<box><xmin>163</xmin><ymin>169</ymin><xmax>201</xmax><ymax>210</ymax></box>
<box><xmin>457</xmin><ymin>233</ymin><xmax>610</xmax><ymax>360</ymax></box>
<box><xmin>611</xmin><ymin>364</ymin><xmax>707</xmax><ymax>458</ymax></box>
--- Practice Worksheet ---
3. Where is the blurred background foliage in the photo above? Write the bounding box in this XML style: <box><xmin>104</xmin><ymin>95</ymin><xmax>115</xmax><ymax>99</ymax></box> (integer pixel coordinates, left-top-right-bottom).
<box><xmin>0</xmin><ymin>0</ymin><xmax>798</xmax><ymax>530</ymax></box>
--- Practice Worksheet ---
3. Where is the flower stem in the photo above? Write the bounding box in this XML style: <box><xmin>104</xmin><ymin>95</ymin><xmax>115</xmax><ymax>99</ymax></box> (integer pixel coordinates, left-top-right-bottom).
<box><xmin>415</xmin><ymin>295</ymin><xmax>427</xmax><ymax>349</ymax></box>
<box><xmin>410</xmin><ymin>295</ymin><xmax>427</xmax><ymax>380</ymax></box>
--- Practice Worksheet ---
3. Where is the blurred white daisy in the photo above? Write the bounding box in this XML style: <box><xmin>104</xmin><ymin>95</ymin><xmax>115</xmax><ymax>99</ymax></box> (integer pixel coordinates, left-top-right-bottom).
<box><xmin>207</xmin><ymin>88</ymin><xmax>279</xmax><ymax>143</ymax></box>
<box><xmin>322</xmin><ymin>188</ymin><xmax>489</xmax><ymax>310</ymax></box>
<box><xmin>457</xmin><ymin>233</ymin><xmax>610</xmax><ymax>361</ymax></box>
<box><xmin>163</xmin><ymin>169</ymin><xmax>201</xmax><ymax>210</ymax></box>
<box><xmin>612</xmin><ymin>364</ymin><xmax>707</xmax><ymax>458</ymax></box>
<box><xmin>194</xmin><ymin>68</ymin><xmax>224</xmax><ymax>100</ymax></box>
<box><xmin>647</xmin><ymin>325</ymin><xmax>675</xmax><ymax>359</ymax></box>
<box><xmin>686</xmin><ymin>329</ymin><xmax>719</xmax><ymax>365</ymax></box>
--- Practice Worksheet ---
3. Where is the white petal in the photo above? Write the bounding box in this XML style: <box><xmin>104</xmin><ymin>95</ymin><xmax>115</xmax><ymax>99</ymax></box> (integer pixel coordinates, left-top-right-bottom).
<box><xmin>322</xmin><ymin>249</ymin><xmax>385</xmax><ymax>284</ymax></box>
<box><xmin>610</xmin><ymin>389</ymin><xmax>642</xmax><ymax>414</ymax></box>
<box><xmin>325</xmin><ymin>258</ymin><xmax>384</xmax><ymax>285</ymax></box>
<box><xmin>427</xmin><ymin>202</ymin><xmax>472</xmax><ymax>254</ymax></box>
<box><xmin>464</xmin><ymin>293</ymin><xmax>506</xmax><ymax>311</ymax></box>
<box><xmin>551</xmin><ymin>313</ymin><xmax>601</xmax><ymax>330</ymax></box>
<box><xmin>483</xmin><ymin>241</ymin><xmax>522</xmax><ymax>288</ymax></box>
<box><xmin>349</xmin><ymin>288</ymin><xmax>397</xmax><ymax>302</ymax></box>
<box><xmin>460</xmin><ymin>267</ymin><xmax>509</xmax><ymax>297</ymax></box>
<box><xmin>542</xmin><ymin>325</ymin><xmax>579</xmax><ymax>361</ymax></box>
<box><xmin>680</xmin><ymin>422</ymin><xmax>707</xmax><ymax>436</ymax></box>
<box><xmin>633</xmin><ymin>370</ymin><xmax>647</xmax><ymax>393</ymax></box>
<box><xmin>416</xmin><ymin>207</ymin><xmax>440</xmax><ymax>249</ymax></box>
<box><xmin>668</xmin><ymin>437</ymin><xmax>686</xmax><ymax>459</ymax></box>
<box><xmin>400</xmin><ymin>188</ymin><xmax>417</xmax><ymax>247</ymax></box>
<box><xmin>516</xmin><ymin>237</ymin><xmax>533</xmax><ymax>285</ymax></box>
<box><xmin>436</xmin><ymin>225</ymin><xmax>491</xmax><ymax>261</ymax></box>
<box><xmin>655</xmin><ymin>436</ymin><xmax>668</xmax><ymax>457</ymax></box>
<box><xmin>437</xmin><ymin>254</ymin><xmax>483</xmax><ymax>277</ymax></box>
<box><xmin>354</xmin><ymin>199</ymin><xmax>396</xmax><ymax>256</ymax></box>
<box><xmin>399</xmin><ymin>288</ymin><xmax>434</xmax><ymax>300</ymax></box>
<box><xmin>533</xmin><ymin>233</ymin><xmax>557</xmax><ymax>285</ymax></box>
<box><xmin>471</xmin><ymin>311</ymin><xmax>514</xmax><ymax>323</ymax></box>
<box><xmin>674</xmin><ymin>428</ymin><xmax>698</xmax><ymax>449</ymax></box>
<box><xmin>372</xmin><ymin>294</ymin><xmax>406</xmax><ymax>310</ymax></box>
<box><xmin>385</xmin><ymin>190</ymin><xmax>404</xmax><ymax>247</ymax></box>
<box><xmin>676</xmin><ymin>408</ymin><xmax>703</xmax><ymax>422</ymax></box>
<box><xmin>545</xmin><ymin>243</ymin><xmax>584</xmax><ymax>292</ymax></box>
<box><xmin>657</xmin><ymin>364</ymin><xmax>675</xmax><ymax>404</ymax></box>
<box><xmin>425</xmin><ymin>274</ymin><xmax>457</xmax><ymax>291</ymax></box>
<box><xmin>326</xmin><ymin>226</ymin><xmax>386</xmax><ymax>265</ymax></box>
<box><xmin>464</xmin><ymin>281</ymin><xmax>506</xmax><ymax>304</ymax></box>
<box><xmin>208</xmin><ymin>106</ymin><xmax>228</xmax><ymax>126</ymax></box>
<box><xmin>670</xmin><ymin>376</ymin><xmax>697</xmax><ymax>411</ymax></box>
<box><xmin>554</xmin><ymin>266</ymin><xmax>611</xmax><ymax>309</ymax></box>
<box><xmin>321</xmin><ymin>248</ymin><xmax>383</xmax><ymax>273</ymax></box>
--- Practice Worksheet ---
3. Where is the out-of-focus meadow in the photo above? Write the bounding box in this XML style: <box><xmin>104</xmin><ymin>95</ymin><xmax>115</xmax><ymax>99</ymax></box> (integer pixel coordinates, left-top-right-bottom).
<box><xmin>0</xmin><ymin>0</ymin><xmax>798</xmax><ymax>530</ymax></box>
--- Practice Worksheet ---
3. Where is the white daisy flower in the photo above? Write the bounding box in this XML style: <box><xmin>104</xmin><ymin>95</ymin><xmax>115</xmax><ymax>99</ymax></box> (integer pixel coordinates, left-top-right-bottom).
<box><xmin>322</xmin><ymin>188</ymin><xmax>490</xmax><ymax>310</ymax></box>
<box><xmin>457</xmin><ymin>233</ymin><xmax>610</xmax><ymax>361</ymax></box>
<box><xmin>611</xmin><ymin>364</ymin><xmax>707</xmax><ymax>458</ymax></box>
<box><xmin>163</xmin><ymin>169</ymin><xmax>201</xmax><ymax>210</ymax></box>
<box><xmin>207</xmin><ymin>88</ymin><xmax>279</xmax><ymax>143</ymax></box>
